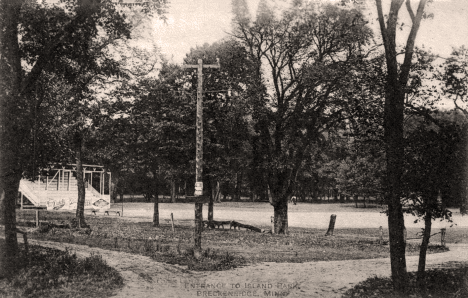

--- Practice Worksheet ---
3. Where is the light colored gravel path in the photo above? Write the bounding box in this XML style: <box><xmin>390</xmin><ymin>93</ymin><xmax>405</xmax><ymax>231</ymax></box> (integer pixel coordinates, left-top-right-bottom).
<box><xmin>20</xmin><ymin>238</ymin><xmax>468</xmax><ymax>298</ymax></box>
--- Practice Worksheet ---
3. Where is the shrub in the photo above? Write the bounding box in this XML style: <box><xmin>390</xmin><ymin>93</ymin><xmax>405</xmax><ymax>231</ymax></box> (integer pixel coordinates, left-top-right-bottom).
<box><xmin>343</xmin><ymin>267</ymin><xmax>468</xmax><ymax>297</ymax></box>
<box><xmin>0</xmin><ymin>240</ymin><xmax>123</xmax><ymax>298</ymax></box>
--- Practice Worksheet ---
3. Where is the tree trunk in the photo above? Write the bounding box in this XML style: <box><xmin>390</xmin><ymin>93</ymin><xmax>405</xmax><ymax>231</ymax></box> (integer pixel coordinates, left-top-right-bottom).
<box><xmin>208</xmin><ymin>197</ymin><xmax>214</xmax><ymax>221</ymax></box>
<box><xmin>222</xmin><ymin>180</ymin><xmax>229</xmax><ymax>201</ymax></box>
<box><xmin>312</xmin><ymin>187</ymin><xmax>318</xmax><ymax>201</ymax></box>
<box><xmin>110</xmin><ymin>170</ymin><xmax>119</xmax><ymax>203</ymax></box>
<box><xmin>376</xmin><ymin>0</ymin><xmax>428</xmax><ymax>292</ymax></box>
<box><xmin>208</xmin><ymin>178</ymin><xmax>215</xmax><ymax>223</ymax></box>
<box><xmin>74</xmin><ymin>133</ymin><xmax>87</xmax><ymax>228</ymax></box>
<box><xmin>215</xmin><ymin>181</ymin><xmax>221</xmax><ymax>202</ymax></box>
<box><xmin>387</xmin><ymin>201</ymin><xmax>408</xmax><ymax>290</ymax></box>
<box><xmin>386</xmin><ymin>108</ymin><xmax>408</xmax><ymax>292</ymax></box>
<box><xmin>461</xmin><ymin>128</ymin><xmax>468</xmax><ymax>214</ymax></box>
<box><xmin>267</xmin><ymin>176</ymin><xmax>291</xmax><ymax>234</ymax></box>
<box><xmin>0</xmin><ymin>175</ymin><xmax>21</xmax><ymax>278</ymax></box>
<box><xmin>170</xmin><ymin>179</ymin><xmax>176</xmax><ymax>203</ymax></box>
<box><xmin>273</xmin><ymin>200</ymin><xmax>288</xmax><ymax>234</ymax></box>
<box><xmin>417</xmin><ymin>211</ymin><xmax>432</xmax><ymax>291</ymax></box>
<box><xmin>235</xmin><ymin>172</ymin><xmax>242</xmax><ymax>201</ymax></box>
<box><xmin>0</xmin><ymin>0</ymin><xmax>23</xmax><ymax>279</ymax></box>
<box><xmin>153</xmin><ymin>184</ymin><xmax>159</xmax><ymax>227</ymax></box>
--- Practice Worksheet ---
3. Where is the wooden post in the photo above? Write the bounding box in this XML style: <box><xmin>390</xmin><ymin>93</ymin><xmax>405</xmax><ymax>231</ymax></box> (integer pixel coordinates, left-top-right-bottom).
<box><xmin>171</xmin><ymin>213</ymin><xmax>175</xmax><ymax>233</ymax></box>
<box><xmin>35</xmin><ymin>210</ymin><xmax>39</xmax><ymax>227</ymax></box>
<box><xmin>194</xmin><ymin>204</ymin><xmax>203</xmax><ymax>251</ymax></box>
<box><xmin>379</xmin><ymin>226</ymin><xmax>384</xmax><ymax>245</ymax></box>
<box><xmin>183</xmin><ymin>58</ymin><xmax>220</xmax><ymax>254</ymax></box>
<box><xmin>23</xmin><ymin>232</ymin><xmax>30</xmax><ymax>264</ymax></box>
<box><xmin>21</xmin><ymin>193</ymin><xmax>23</xmax><ymax>210</ymax></box>
<box><xmin>194</xmin><ymin>58</ymin><xmax>204</xmax><ymax>253</ymax></box>
<box><xmin>16</xmin><ymin>230</ymin><xmax>30</xmax><ymax>265</ymax></box>
<box><xmin>325</xmin><ymin>214</ymin><xmax>337</xmax><ymax>236</ymax></box>
<box><xmin>109</xmin><ymin>172</ymin><xmax>112</xmax><ymax>199</ymax></box>
<box><xmin>271</xmin><ymin>216</ymin><xmax>274</xmax><ymax>234</ymax></box>
<box><xmin>441</xmin><ymin>228</ymin><xmax>446</xmax><ymax>246</ymax></box>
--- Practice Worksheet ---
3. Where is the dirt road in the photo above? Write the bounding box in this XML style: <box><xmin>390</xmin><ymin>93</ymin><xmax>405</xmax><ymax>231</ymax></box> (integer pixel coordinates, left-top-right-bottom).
<box><xmin>23</xmin><ymin>238</ymin><xmax>468</xmax><ymax>298</ymax></box>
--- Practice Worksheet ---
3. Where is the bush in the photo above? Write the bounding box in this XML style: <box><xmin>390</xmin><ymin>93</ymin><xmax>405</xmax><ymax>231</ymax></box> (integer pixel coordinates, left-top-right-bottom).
<box><xmin>0</xmin><ymin>240</ymin><xmax>123</xmax><ymax>298</ymax></box>
<box><xmin>343</xmin><ymin>267</ymin><xmax>468</xmax><ymax>297</ymax></box>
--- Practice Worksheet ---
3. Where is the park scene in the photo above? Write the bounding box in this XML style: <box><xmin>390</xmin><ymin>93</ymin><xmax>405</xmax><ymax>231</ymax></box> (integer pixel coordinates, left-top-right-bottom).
<box><xmin>1</xmin><ymin>0</ymin><xmax>468</xmax><ymax>297</ymax></box>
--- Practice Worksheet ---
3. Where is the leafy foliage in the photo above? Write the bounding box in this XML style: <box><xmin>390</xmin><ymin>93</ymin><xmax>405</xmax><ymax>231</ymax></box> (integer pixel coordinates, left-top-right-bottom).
<box><xmin>231</xmin><ymin>0</ymin><xmax>374</xmax><ymax>232</ymax></box>
<box><xmin>343</xmin><ymin>266</ymin><xmax>468</xmax><ymax>297</ymax></box>
<box><xmin>0</xmin><ymin>239</ymin><xmax>123</xmax><ymax>298</ymax></box>
<box><xmin>402</xmin><ymin>120</ymin><xmax>459</xmax><ymax>221</ymax></box>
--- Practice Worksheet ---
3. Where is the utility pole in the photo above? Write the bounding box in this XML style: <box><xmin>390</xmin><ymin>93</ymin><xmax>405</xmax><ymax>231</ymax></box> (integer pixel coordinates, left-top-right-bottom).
<box><xmin>183</xmin><ymin>58</ymin><xmax>220</xmax><ymax>254</ymax></box>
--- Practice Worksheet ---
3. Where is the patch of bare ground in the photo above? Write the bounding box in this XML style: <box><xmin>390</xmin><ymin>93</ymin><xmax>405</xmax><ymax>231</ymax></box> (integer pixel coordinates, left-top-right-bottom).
<box><xmin>16</xmin><ymin>237</ymin><xmax>468</xmax><ymax>298</ymax></box>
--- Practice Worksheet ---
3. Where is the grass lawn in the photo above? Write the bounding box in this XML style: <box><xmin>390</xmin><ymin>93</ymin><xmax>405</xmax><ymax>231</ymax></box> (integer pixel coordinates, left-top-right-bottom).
<box><xmin>0</xmin><ymin>239</ymin><xmax>123</xmax><ymax>298</ymax></box>
<box><xmin>11</xmin><ymin>209</ymin><xmax>455</xmax><ymax>271</ymax></box>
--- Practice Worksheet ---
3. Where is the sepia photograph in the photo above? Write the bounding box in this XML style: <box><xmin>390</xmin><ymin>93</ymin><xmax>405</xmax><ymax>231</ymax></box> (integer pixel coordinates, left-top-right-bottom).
<box><xmin>1</xmin><ymin>0</ymin><xmax>468</xmax><ymax>297</ymax></box>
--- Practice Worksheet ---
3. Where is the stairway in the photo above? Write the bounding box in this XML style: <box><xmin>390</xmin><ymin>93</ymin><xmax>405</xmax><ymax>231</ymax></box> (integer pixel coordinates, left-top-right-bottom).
<box><xmin>19</xmin><ymin>173</ymin><xmax>110</xmax><ymax>210</ymax></box>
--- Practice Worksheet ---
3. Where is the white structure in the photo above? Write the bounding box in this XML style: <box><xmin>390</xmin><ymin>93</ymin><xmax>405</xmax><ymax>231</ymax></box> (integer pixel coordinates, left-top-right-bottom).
<box><xmin>19</xmin><ymin>164</ymin><xmax>111</xmax><ymax>210</ymax></box>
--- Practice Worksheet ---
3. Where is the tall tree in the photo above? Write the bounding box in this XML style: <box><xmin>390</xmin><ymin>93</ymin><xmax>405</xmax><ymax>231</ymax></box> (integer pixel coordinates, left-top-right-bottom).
<box><xmin>0</xmin><ymin>0</ymin><xmax>102</xmax><ymax>277</ymax></box>
<box><xmin>121</xmin><ymin>61</ymin><xmax>194</xmax><ymax>225</ymax></box>
<box><xmin>0</xmin><ymin>0</ymin><xmax>166</xmax><ymax>277</ymax></box>
<box><xmin>232</xmin><ymin>0</ymin><xmax>372</xmax><ymax>233</ymax></box>
<box><xmin>375</xmin><ymin>0</ymin><xmax>428</xmax><ymax>292</ymax></box>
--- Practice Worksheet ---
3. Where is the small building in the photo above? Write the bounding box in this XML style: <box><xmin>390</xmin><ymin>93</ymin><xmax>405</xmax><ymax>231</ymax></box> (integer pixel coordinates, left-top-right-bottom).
<box><xmin>19</xmin><ymin>164</ymin><xmax>111</xmax><ymax>210</ymax></box>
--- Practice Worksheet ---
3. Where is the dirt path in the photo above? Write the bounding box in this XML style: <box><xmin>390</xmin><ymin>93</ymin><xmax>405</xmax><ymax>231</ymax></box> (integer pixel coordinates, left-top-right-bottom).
<box><xmin>21</xmin><ymin>238</ymin><xmax>468</xmax><ymax>298</ymax></box>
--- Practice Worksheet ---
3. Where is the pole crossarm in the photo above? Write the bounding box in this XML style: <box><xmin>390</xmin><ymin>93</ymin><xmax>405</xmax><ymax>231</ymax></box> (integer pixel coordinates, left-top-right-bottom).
<box><xmin>182</xmin><ymin>58</ymin><xmax>220</xmax><ymax>196</ymax></box>
<box><xmin>182</xmin><ymin>58</ymin><xmax>220</xmax><ymax>70</ymax></box>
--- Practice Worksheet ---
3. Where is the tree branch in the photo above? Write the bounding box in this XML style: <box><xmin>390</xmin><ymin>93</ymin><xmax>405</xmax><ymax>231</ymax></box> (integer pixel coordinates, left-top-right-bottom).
<box><xmin>406</xmin><ymin>0</ymin><xmax>415</xmax><ymax>23</ymax></box>
<box><xmin>399</xmin><ymin>0</ymin><xmax>428</xmax><ymax>86</ymax></box>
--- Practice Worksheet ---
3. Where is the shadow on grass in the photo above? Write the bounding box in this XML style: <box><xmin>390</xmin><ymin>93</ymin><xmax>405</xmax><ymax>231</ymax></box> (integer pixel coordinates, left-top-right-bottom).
<box><xmin>0</xmin><ymin>239</ymin><xmax>123</xmax><ymax>298</ymax></box>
